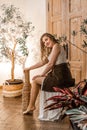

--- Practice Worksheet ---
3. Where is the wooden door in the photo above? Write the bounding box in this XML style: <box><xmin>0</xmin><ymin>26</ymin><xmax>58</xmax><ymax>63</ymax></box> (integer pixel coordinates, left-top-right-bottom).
<box><xmin>46</xmin><ymin>0</ymin><xmax>87</xmax><ymax>83</ymax></box>
<box><xmin>46</xmin><ymin>0</ymin><xmax>65</xmax><ymax>37</ymax></box>
<box><xmin>65</xmin><ymin>0</ymin><xmax>87</xmax><ymax>83</ymax></box>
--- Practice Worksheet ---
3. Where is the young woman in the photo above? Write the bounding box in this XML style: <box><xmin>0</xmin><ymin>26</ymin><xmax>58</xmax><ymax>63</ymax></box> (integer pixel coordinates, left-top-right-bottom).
<box><xmin>23</xmin><ymin>33</ymin><xmax>75</xmax><ymax>120</ymax></box>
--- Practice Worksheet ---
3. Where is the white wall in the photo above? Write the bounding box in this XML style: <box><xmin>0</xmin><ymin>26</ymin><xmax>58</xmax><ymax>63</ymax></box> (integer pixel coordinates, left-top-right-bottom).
<box><xmin>0</xmin><ymin>0</ymin><xmax>46</xmax><ymax>85</ymax></box>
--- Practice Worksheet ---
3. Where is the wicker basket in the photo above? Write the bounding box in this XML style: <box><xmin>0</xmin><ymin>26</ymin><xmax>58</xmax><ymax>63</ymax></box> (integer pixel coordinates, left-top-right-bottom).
<box><xmin>3</xmin><ymin>79</ymin><xmax>23</xmax><ymax>97</ymax></box>
<box><xmin>3</xmin><ymin>83</ymin><xmax>23</xmax><ymax>91</ymax></box>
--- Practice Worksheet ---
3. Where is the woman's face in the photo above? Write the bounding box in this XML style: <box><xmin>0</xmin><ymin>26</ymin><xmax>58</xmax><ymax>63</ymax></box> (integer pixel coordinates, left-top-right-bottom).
<box><xmin>42</xmin><ymin>36</ymin><xmax>54</xmax><ymax>48</ymax></box>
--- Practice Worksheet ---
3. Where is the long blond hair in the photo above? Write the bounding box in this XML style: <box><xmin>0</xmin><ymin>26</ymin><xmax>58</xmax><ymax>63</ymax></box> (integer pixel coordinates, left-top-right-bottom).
<box><xmin>40</xmin><ymin>33</ymin><xmax>59</xmax><ymax>60</ymax></box>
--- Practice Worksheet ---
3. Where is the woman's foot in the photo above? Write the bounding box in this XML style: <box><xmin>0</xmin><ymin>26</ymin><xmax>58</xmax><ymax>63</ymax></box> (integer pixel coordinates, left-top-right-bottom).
<box><xmin>23</xmin><ymin>107</ymin><xmax>36</xmax><ymax>115</ymax></box>
<box><xmin>23</xmin><ymin>110</ymin><xmax>33</xmax><ymax>115</ymax></box>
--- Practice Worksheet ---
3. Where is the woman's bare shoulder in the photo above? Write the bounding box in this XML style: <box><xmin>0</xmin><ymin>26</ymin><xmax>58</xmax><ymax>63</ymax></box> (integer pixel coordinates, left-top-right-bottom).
<box><xmin>53</xmin><ymin>43</ymin><xmax>61</xmax><ymax>50</ymax></box>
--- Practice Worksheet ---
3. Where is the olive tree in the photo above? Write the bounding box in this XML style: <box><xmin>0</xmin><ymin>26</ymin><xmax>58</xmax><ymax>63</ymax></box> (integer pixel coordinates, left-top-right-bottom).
<box><xmin>0</xmin><ymin>4</ymin><xmax>34</xmax><ymax>81</ymax></box>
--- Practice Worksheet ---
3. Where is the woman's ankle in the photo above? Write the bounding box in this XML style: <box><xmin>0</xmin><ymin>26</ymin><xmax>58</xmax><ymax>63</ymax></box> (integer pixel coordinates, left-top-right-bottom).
<box><xmin>27</xmin><ymin>106</ymin><xmax>36</xmax><ymax>111</ymax></box>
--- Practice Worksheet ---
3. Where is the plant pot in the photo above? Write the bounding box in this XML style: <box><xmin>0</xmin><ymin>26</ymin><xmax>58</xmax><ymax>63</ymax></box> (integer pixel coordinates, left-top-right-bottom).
<box><xmin>3</xmin><ymin>79</ymin><xmax>23</xmax><ymax>97</ymax></box>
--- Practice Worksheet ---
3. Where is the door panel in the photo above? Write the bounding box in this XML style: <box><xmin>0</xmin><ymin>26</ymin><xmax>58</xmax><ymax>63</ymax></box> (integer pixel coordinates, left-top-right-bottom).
<box><xmin>70</xmin><ymin>0</ymin><xmax>81</xmax><ymax>12</ymax></box>
<box><xmin>66</xmin><ymin>0</ymin><xmax>87</xmax><ymax>83</ymax></box>
<box><xmin>70</xmin><ymin>17</ymin><xmax>82</xmax><ymax>61</ymax></box>
<box><xmin>46</xmin><ymin>0</ymin><xmax>62</xmax><ymax>37</ymax></box>
<box><xmin>46</xmin><ymin>0</ymin><xmax>87</xmax><ymax>83</ymax></box>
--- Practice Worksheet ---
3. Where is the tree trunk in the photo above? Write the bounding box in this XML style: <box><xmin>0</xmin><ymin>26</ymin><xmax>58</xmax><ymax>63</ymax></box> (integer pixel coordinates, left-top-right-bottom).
<box><xmin>11</xmin><ymin>51</ymin><xmax>15</xmax><ymax>81</ymax></box>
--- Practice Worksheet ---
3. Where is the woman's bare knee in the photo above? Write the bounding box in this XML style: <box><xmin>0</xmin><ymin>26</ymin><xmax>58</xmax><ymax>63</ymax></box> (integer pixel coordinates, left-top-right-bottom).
<box><xmin>32</xmin><ymin>77</ymin><xmax>44</xmax><ymax>85</ymax></box>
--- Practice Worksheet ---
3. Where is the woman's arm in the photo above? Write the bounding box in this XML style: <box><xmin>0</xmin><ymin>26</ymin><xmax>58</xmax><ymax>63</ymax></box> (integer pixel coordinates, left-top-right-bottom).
<box><xmin>24</xmin><ymin>58</ymin><xmax>48</xmax><ymax>72</ymax></box>
<box><xmin>40</xmin><ymin>44</ymin><xmax>61</xmax><ymax>76</ymax></box>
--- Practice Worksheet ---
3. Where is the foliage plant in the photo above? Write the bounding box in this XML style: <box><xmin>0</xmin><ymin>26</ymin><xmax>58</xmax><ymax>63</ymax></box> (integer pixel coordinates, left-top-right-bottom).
<box><xmin>66</xmin><ymin>105</ymin><xmax>87</xmax><ymax>130</ymax></box>
<box><xmin>44</xmin><ymin>80</ymin><xmax>87</xmax><ymax>111</ymax></box>
<box><xmin>0</xmin><ymin>4</ymin><xmax>34</xmax><ymax>81</ymax></box>
<box><xmin>44</xmin><ymin>80</ymin><xmax>87</xmax><ymax>130</ymax></box>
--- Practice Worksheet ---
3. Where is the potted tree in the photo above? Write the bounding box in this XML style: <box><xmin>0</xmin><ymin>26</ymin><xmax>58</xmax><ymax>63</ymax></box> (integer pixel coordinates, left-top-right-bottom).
<box><xmin>0</xmin><ymin>4</ymin><xmax>34</xmax><ymax>97</ymax></box>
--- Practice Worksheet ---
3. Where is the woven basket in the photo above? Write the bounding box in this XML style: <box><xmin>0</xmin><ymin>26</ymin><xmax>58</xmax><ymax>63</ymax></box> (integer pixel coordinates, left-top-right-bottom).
<box><xmin>3</xmin><ymin>79</ymin><xmax>23</xmax><ymax>97</ymax></box>
<box><xmin>3</xmin><ymin>83</ymin><xmax>23</xmax><ymax>91</ymax></box>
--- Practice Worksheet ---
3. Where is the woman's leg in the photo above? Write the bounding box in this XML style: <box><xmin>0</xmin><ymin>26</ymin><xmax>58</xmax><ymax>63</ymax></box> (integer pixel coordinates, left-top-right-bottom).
<box><xmin>27</xmin><ymin>81</ymin><xmax>40</xmax><ymax>111</ymax></box>
<box><xmin>23</xmin><ymin>76</ymin><xmax>45</xmax><ymax>114</ymax></box>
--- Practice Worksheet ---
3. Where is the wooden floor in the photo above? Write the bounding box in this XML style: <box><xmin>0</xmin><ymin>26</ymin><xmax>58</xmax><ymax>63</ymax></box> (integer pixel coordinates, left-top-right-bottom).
<box><xmin>0</xmin><ymin>89</ymin><xmax>72</xmax><ymax>130</ymax></box>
